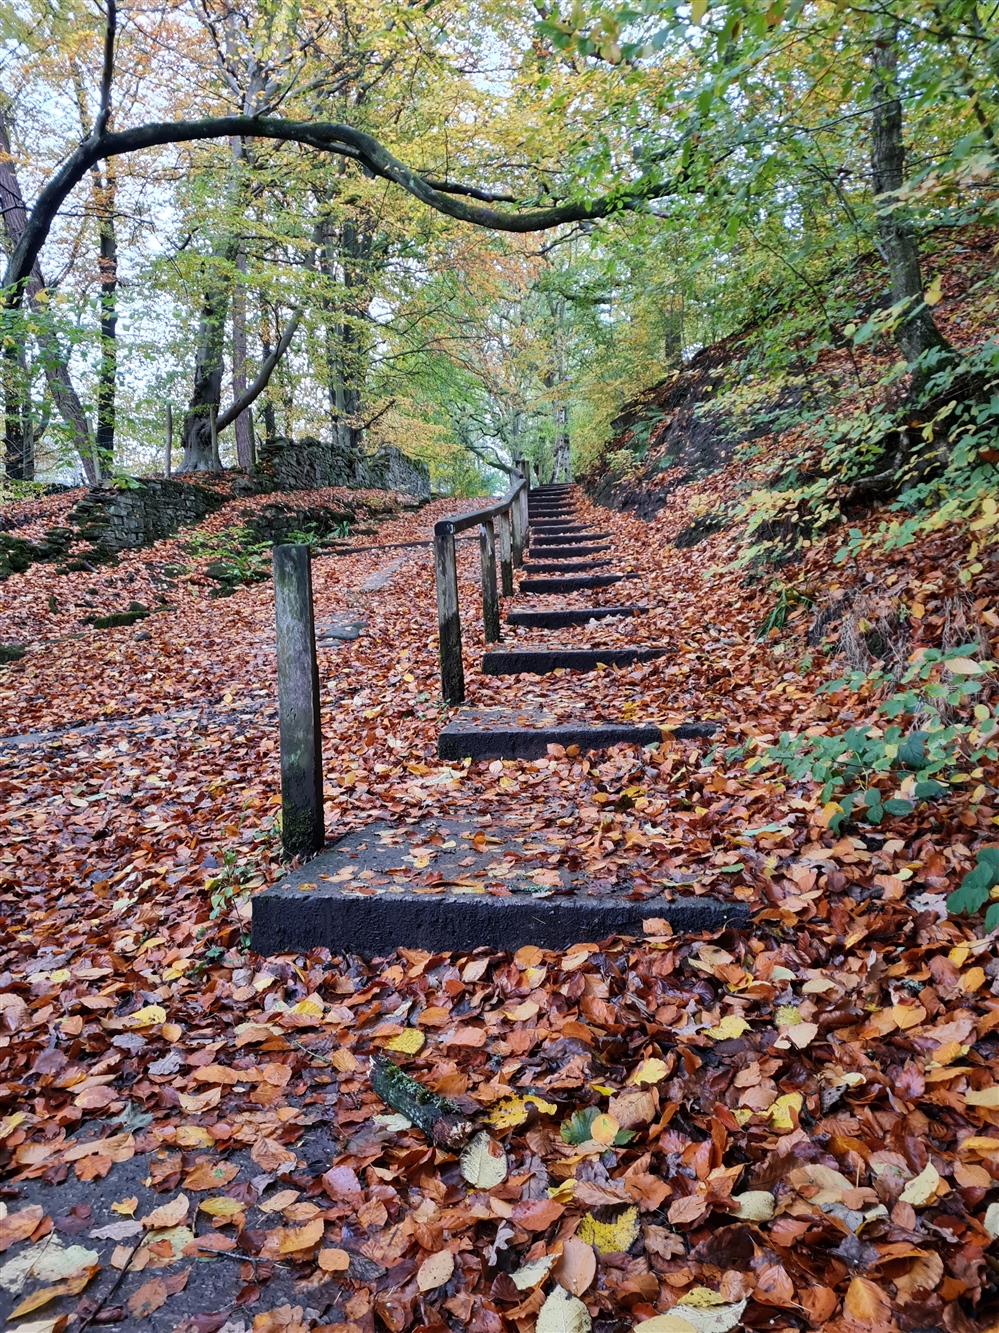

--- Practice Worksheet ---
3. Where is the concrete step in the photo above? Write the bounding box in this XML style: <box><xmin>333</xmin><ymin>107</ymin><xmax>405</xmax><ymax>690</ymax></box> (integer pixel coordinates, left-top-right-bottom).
<box><xmin>482</xmin><ymin>645</ymin><xmax>669</xmax><ymax>676</ymax></box>
<box><xmin>531</xmin><ymin>532</ymin><xmax>611</xmax><ymax>546</ymax></box>
<box><xmin>251</xmin><ymin>813</ymin><xmax>746</xmax><ymax>956</ymax></box>
<box><xmin>438</xmin><ymin>707</ymin><xmax>717</xmax><ymax>760</ymax></box>
<box><xmin>520</xmin><ymin>573</ymin><xmax>633</xmax><ymax>593</ymax></box>
<box><xmin>523</xmin><ymin>544</ymin><xmax>611</xmax><ymax>560</ymax></box>
<box><xmin>508</xmin><ymin>605</ymin><xmax>648</xmax><ymax>628</ymax></box>
<box><xmin>529</xmin><ymin>523</ymin><xmax>589</xmax><ymax>533</ymax></box>
<box><xmin>522</xmin><ymin>560</ymin><xmax>614</xmax><ymax>574</ymax></box>
<box><xmin>529</xmin><ymin>504</ymin><xmax>575</xmax><ymax>512</ymax></box>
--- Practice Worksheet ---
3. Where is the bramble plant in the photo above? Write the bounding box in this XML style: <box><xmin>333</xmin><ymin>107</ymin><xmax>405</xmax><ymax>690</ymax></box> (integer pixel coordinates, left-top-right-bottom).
<box><xmin>947</xmin><ymin>849</ymin><xmax>999</xmax><ymax>934</ymax></box>
<box><xmin>742</xmin><ymin>645</ymin><xmax>997</xmax><ymax>835</ymax></box>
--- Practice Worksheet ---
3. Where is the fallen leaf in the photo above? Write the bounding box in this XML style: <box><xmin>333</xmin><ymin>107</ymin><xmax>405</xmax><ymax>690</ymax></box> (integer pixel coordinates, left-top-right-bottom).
<box><xmin>552</xmin><ymin>1235</ymin><xmax>596</xmax><ymax>1296</ymax></box>
<box><xmin>577</xmin><ymin>1205</ymin><xmax>639</xmax><ymax>1254</ymax></box>
<box><xmin>416</xmin><ymin>1248</ymin><xmax>455</xmax><ymax>1292</ymax></box>
<box><xmin>536</xmin><ymin>1285</ymin><xmax>592</xmax><ymax>1333</ymax></box>
<box><xmin>141</xmin><ymin>1193</ymin><xmax>189</xmax><ymax>1229</ymax></box>
<box><xmin>460</xmin><ymin>1132</ymin><xmax>508</xmax><ymax>1189</ymax></box>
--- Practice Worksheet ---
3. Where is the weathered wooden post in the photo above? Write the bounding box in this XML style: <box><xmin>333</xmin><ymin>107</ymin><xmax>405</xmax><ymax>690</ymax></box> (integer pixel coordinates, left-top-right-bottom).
<box><xmin>497</xmin><ymin>509</ymin><xmax>514</xmax><ymax>597</ymax></box>
<box><xmin>434</xmin><ymin>521</ymin><xmax>464</xmax><ymax>704</ymax></box>
<box><xmin>164</xmin><ymin>403</ymin><xmax>172</xmax><ymax>478</ymax></box>
<box><xmin>511</xmin><ymin>460</ymin><xmax>527</xmax><ymax>567</ymax></box>
<box><xmin>210</xmin><ymin>405</ymin><xmax>221</xmax><ymax>474</ymax></box>
<box><xmin>479</xmin><ymin>518</ymin><xmax>500</xmax><ymax>644</ymax></box>
<box><xmin>273</xmin><ymin>544</ymin><xmax>325</xmax><ymax>858</ymax></box>
<box><xmin>517</xmin><ymin>458</ymin><xmax>530</xmax><ymax>557</ymax></box>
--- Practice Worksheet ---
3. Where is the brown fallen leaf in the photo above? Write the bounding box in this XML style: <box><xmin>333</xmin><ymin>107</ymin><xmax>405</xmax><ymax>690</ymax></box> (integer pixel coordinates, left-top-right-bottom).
<box><xmin>141</xmin><ymin>1193</ymin><xmax>190</xmax><ymax>1231</ymax></box>
<box><xmin>552</xmin><ymin>1236</ymin><xmax>597</xmax><ymax>1296</ymax></box>
<box><xmin>417</xmin><ymin>1248</ymin><xmax>455</xmax><ymax>1292</ymax></box>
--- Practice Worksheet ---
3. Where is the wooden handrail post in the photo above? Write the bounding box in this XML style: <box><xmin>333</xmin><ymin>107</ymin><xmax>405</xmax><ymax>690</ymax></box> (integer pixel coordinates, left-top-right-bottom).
<box><xmin>434</xmin><ymin>526</ymin><xmax>465</xmax><ymax>704</ymax></box>
<box><xmin>511</xmin><ymin>492</ymin><xmax>523</xmax><ymax>569</ymax></box>
<box><xmin>273</xmin><ymin>544</ymin><xmax>325</xmax><ymax>859</ymax></box>
<box><xmin>479</xmin><ymin>518</ymin><xmax>500</xmax><ymax>644</ymax></box>
<box><xmin>511</xmin><ymin>458</ymin><xmax>527</xmax><ymax>566</ymax></box>
<box><xmin>497</xmin><ymin>509</ymin><xmax>514</xmax><ymax>597</ymax></box>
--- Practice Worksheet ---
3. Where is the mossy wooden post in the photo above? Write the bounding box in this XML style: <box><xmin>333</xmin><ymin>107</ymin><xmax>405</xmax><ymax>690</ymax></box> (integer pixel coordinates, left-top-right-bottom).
<box><xmin>510</xmin><ymin>470</ymin><xmax>524</xmax><ymax>569</ymax></box>
<box><xmin>479</xmin><ymin>518</ymin><xmax>500</xmax><ymax>643</ymax></box>
<box><xmin>497</xmin><ymin>509</ymin><xmax>513</xmax><ymax>597</ymax></box>
<box><xmin>434</xmin><ymin>521</ymin><xmax>464</xmax><ymax>704</ymax></box>
<box><xmin>273</xmin><ymin>544</ymin><xmax>325</xmax><ymax>858</ymax></box>
<box><xmin>164</xmin><ymin>403</ymin><xmax>172</xmax><ymax>478</ymax></box>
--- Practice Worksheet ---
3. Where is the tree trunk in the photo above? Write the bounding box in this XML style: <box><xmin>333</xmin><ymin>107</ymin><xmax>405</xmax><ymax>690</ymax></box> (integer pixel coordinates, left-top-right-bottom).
<box><xmin>259</xmin><ymin>314</ymin><xmax>277</xmax><ymax>445</ymax></box>
<box><xmin>2</xmin><ymin>340</ymin><xmax>32</xmax><ymax>479</ymax></box>
<box><xmin>91</xmin><ymin>160</ymin><xmax>117</xmax><ymax>470</ymax></box>
<box><xmin>870</xmin><ymin>27</ymin><xmax>954</xmax><ymax>397</ymax></box>
<box><xmin>0</xmin><ymin>106</ymin><xmax>99</xmax><ymax>481</ymax></box>
<box><xmin>231</xmin><ymin>244</ymin><xmax>254</xmax><ymax>470</ymax></box>
<box><xmin>180</xmin><ymin>236</ymin><xmax>239</xmax><ymax>470</ymax></box>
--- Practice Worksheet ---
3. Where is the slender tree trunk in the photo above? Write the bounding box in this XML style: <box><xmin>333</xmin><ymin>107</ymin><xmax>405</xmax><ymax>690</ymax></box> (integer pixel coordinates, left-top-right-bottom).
<box><xmin>3</xmin><ymin>340</ymin><xmax>31</xmax><ymax>479</ymax></box>
<box><xmin>0</xmin><ymin>106</ymin><xmax>98</xmax><ymax>481</ymax></box>
<box><xmin>870</xmin><ymin>26</ymin><xmax>953</xmax><ymax>398</ymax></box>
<box><xmin>232</xmin><ymin>244</ymin><xmax>253</xmax><ymax>470</ymax></box>
<box><xmin>180</xmin><ymin>236</ymin><xmax>239</xmax><ymax>470</ymax></box>
<box><xmin>92</xmin><ymin>160</ymin><xmax>117</xmax><ymax>469</ymax></box>
<box><xmin>259</xmin><ymin>313</ymin><xmax>277</xmax><ymax>445</ymax></box>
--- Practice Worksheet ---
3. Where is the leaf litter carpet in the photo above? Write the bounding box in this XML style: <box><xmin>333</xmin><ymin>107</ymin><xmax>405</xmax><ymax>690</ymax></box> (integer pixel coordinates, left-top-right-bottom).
<box><xmin>1</xmin><ymin>484</ymin><xmax>999</xmax><ymax>1332</ymax></box>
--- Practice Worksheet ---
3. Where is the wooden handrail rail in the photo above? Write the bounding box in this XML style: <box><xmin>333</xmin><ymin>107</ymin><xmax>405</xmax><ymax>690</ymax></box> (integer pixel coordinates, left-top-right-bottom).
<box><xmin>434</xmin><ymin>459</ymin><xmax>530</xmax><ymax>705</ymax></box>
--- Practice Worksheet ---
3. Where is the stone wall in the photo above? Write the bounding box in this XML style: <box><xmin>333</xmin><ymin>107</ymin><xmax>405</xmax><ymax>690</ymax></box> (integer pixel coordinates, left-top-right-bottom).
<box><xmin>257</xmin><ymin>436</ymin><xmax>430</xmax><ymax>500</ymax></box>
<box><xmin>366</xmin><ymin>446</ymin><xmax>431</xmax><ymax>500</ymax></box>
<box><xmin>68</xmin><ymin>479</ymin><xmax>226</xmax><ymax>552</ymax></box>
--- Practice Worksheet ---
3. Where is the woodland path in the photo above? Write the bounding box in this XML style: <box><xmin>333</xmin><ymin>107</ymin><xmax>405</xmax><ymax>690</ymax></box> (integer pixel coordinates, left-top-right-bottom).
<box><xmin>254</xmin><ymin>483</ymin><xmax>745</xmax><ymax>955</ymax></box>
<box><xmin>5</xmin><ymin>482</ymin><xmax>981</xmax><ymax>1333</ymax></box>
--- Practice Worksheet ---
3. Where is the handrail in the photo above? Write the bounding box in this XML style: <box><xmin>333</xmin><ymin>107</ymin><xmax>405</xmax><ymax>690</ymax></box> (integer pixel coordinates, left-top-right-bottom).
<box><xmin>433</xmin><ymin>459</ymin><xmax>530</xmax><ymax>705</ymax></box>
<box><xmin>433</xmin><ymin>474</ymin><xmax>526</xmax><ymax>537</ymax></box>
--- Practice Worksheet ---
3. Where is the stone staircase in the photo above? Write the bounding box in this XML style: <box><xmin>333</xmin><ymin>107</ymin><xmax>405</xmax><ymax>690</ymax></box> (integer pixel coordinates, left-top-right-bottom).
<box><xmin>438</xmin><ymin>483</ymin><xmax>683</xmax><ymax>758</ymax></box>
<box><xmin>251</xmin><ymin>482</ymin><xmax>745</xmax><ymax>957</ymax></box>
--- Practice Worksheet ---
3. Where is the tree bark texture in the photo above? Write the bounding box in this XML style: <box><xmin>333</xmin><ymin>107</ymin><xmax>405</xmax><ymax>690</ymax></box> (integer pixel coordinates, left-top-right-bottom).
<box><xmin>870</xmin><ymin>27</ymin><xmax>953</xmax><ymax>394</ymax></box>
<box><xmin>181</xmin><ymin>235</ymin><xmax>240</xmax><ymax>470</ymax></box>
<box><xmin>0</xmin><ymin>108</ymin><xmax>98</xmax><ymax>481</ymax></box>
<box><xmin>91</xmin><ymin>159</ymin><xmax>118</xmax><ymax>468</ymax></box>
<box><xmin>231</xmin><ymin>244</ymin><xmax>253</xmax><ymax>470</ymax></box>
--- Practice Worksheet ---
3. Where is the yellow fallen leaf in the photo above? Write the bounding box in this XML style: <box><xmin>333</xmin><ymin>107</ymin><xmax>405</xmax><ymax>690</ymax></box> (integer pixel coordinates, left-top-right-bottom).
<box><xmin>577</xmin><ymin>1205</ymin><xmax>639</xmax><ymax>1254</ymax></box>
<box><xmin>966</xmin><ymin>1087</ymin><xmax>999</xmax><ymax>1108</ymax></box>
<box><xmin>485</xmin><ymin>1094</ymin><xmax>558</xmax><ymax>1129</ymax></box>
<box><xmin>10</xmin><ymin>1267</ymin><xmax>98</xmax><ymax>1318</ymax></box>
<box><xmin>199</xmin><ymin>1196</ymin><xmax>245</xmax><ymax>1218</ymax></box>
<box><xmin>629</xmin><ymin>1058</ymin><xmax>669</xmax><ymax>1086</ymax></box>
<box><xmin>679</xmin><ymin>1288</ymin><xmax>728</xmax><ymax>1308</ymax></box>
<box><xmin>899</xmin><ymin>1162</ymin><xmax>941</xmax><ymax>1207</ymax></box>
<box><xmin>161</xmin><ymin>1023</ymin><xmax>182</xmax><ymax>1042</ymax></box>
<box><xmin>111</xmin><ymin>1197</ymin><xmax>138</xmax><ymax>1216</ymax></box>
<box><xmin>705</xmin><ymin>1014</ymin><xmax>749</xmax><ymax>1041</ymax></box>
<box><xmin>383</xmin><ymin>1028</ymin><xmax>425</xmax><ymax>1055</ymax></box>
<box><xmin>774</xmin><ymin>1005</ymin><xmax>801</xmax><ymax>1026</ymax></box>
<box><xmin>122</xmin><ymin>1004</ymin><xmax>166</xmax><ymax>1029</ymax></box>
<box><xmin>768</xmin><ymin>1092</ymin><xmax>802</xmax><ymax>1130</ymax></box>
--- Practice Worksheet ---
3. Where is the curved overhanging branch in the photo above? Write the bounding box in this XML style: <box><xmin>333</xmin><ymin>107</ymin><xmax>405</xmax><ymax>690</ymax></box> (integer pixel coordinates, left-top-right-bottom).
<box><xmin>216</xmin><ymin>305</ymin><xmax>302</xmax><ymax>433</ymax></box>
<box><xmin>3</xmin><ymin>115</ymin><xmax>676</xmax><ymax>306</ymax></box>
